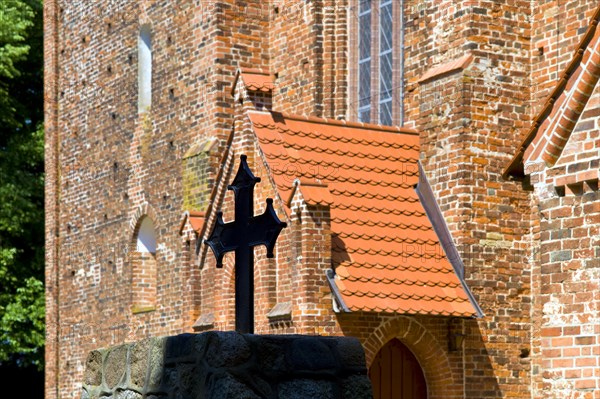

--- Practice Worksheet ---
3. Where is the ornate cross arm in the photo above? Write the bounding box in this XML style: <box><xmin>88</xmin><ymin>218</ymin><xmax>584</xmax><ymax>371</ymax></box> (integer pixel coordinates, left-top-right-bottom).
<box><xmin>204</xmin><ymin>211</ymin><xmax>234</xmax><ymax>268</ymax></box>
<box><xmin>247</xmin><ymin>198</ymin><xmax>286</xmax><ymax>257</ymax></box>
<box><xmin>204</xmin><ymin>198</ymin><xmax>286</xmax><ymax>267</ymax></box>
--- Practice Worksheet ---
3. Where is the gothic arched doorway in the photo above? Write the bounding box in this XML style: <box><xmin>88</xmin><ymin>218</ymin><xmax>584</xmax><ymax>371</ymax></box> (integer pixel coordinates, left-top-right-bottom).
<box><xmin>369</xmin><ymin>338</ymin><xmax>427</xmax><ymax>399</ymax></box>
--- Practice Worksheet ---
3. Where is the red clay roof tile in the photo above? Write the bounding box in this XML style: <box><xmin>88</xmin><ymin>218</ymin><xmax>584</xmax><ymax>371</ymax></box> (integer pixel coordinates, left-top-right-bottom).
<box><xmin>287</xmin><ymin>180</ymin><xmax>334</xmax><ymax>207</ymax></box>
<box><xmin>418</xmin><ymin>54</ymin><xmax>474</xmax><ymax>84</ymax></box>
<box><xmin>231</xmin><ymin>67</ymin><xmax>275</xmax><ymax>95</ymax></box>
<box><xmin>248</xmin><ymin>110</ymin><xmax>478</xmax><ymax>317</ymax></box>
<box><xmin>179</xmin><ymin>210</ymin><xmax>206</xmax><ymax>235</ymax></box>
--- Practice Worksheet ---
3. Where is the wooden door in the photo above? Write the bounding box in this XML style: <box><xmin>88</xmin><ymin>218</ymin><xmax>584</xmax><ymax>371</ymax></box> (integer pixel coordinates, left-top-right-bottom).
<box><xmin>369</xmin><ymin>339</ymin><xmax>427</xmax><ymax>399</ymax></box>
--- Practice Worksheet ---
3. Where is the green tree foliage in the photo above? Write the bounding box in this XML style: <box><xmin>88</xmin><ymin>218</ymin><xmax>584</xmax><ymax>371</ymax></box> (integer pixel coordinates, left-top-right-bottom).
<box><xmin>0</xmin><ymin>0</ymin><xmax>45</xmax><ymax>369</ymax></box>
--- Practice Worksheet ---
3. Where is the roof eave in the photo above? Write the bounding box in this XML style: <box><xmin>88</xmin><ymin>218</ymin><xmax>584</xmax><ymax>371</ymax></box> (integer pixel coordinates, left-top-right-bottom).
<box><xmin>326</xmin><ymin>269</ymin><xmax>351</xmax><ymax>313</ymax></box>
<box><xmin>415</xmin><ymin>161</ymin><xmax>484</xmax><ymax>318</ymax></box>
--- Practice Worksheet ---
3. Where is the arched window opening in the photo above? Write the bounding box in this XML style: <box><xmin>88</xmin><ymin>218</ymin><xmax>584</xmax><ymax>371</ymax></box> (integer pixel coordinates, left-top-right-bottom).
<box><xmin>138</xmin><ymin>24</ymin><xmax>152</xmax><ymax>113</ymax></box>
<box><xmin>136</xmin><ymin>216</ymin><xmax>156</xmax><ymax>253</ymax></box>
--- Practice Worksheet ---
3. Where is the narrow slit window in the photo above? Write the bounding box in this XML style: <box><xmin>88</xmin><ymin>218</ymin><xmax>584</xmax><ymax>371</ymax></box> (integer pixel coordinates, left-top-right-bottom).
<box><xmin>138</xmin><ymin>25</ymin><xmax>152</xmax><ymax>113</ymax></box>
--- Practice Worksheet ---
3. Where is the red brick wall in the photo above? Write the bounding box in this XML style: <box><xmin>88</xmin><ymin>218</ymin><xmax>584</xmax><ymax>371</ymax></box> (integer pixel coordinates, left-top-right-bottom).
<box><xmin>405</xmin><ymin>1</ymin><xmax>534</xmax><ymax>397</ymax></box>
<box><xmin>45</xmin><ymin>1</ymin><xmax>600</xmax><ymax>398</ymax></box>
<box><xmin>44</xmin><ymin>0</ymin><xmax>271</xmax><ymax>396</ymax></box>
<box><xmin>527</xmin><ymin>2</ymin><xmax>600</xmax><ymax>397</ymax></box>
<box><xmin>130</xmin><ymin>252</ymin><xmax>157</xmax><ymax>310</ymax></box>
<box><xmin>531</xmin><ymin>1</ymin><xmax>599</xmax><ymax>113</ymax></box>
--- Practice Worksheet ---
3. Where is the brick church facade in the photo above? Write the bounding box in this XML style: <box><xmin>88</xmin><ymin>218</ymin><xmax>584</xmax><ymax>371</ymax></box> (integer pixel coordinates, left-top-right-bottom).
<box><xmin>44</xmin><ymin>1</ymin><xmax>599</xmax><ymax>398</ymax></box>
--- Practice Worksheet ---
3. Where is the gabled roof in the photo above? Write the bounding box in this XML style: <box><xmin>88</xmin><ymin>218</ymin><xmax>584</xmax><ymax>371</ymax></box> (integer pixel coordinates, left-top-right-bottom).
<box><xmin>504</xmin><ymin>5</ymin><xmax>600</xmax><ymax>179</ymax></box>
<box><xmin>231</xmin><ymin>68</ymin><xmax>274</xmax><ymax>96</ymax></box>
<box><xmin>287</xmin><ymin>179</ymin><xmax>334</xmax><ymax>207</ymax></box>
<box><xmin>248</xmin><ymin>110</ymin><xmax>482</xmax><ymax>317</ymax></box>
<box><xmin>179</xmin><ymin>210</ymin><xmax>206</xmax><ymax>235</ymax></box>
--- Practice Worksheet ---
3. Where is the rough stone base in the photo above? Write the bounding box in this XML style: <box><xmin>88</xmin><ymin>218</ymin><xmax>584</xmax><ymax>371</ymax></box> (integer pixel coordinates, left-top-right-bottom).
<box><xmin>81</xmin><ymin>331</ymin><xmax>373</xmax><ymax>399</ymax></box>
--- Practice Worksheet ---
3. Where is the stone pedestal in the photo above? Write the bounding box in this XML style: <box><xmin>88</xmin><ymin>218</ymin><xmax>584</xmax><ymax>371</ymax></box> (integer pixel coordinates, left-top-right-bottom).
<box><xmin>81</xmin><ymin>331</ymin><xmax>372</xmax><ymax>399</ymax></box>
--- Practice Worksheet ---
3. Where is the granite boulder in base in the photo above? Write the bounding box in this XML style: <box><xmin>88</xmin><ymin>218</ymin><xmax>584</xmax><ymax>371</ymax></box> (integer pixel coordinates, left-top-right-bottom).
<box><xmin>81</xmin><ymin>331</ymin><xmax>372</xmax><ymax>399</ymax></box>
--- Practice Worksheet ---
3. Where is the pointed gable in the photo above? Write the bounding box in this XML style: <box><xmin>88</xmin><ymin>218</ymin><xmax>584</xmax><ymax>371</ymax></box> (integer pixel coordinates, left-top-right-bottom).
<box><xmin>231</xmin><ymin>68</ymin><xmax>274</xmax><ymax>95</ymax></box>
<box><xmin>504</xmin><ymin>5</ymin><xmax>600</xmax><ymax>179</ymax></box>
<box><xmin>248</xmin><ymin>110</ymin><xmax>482</xmax><ymax>317</ymax></box>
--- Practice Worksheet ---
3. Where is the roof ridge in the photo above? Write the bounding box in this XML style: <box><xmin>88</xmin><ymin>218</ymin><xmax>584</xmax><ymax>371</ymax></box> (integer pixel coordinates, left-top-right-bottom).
<box><xmin>504</xmin><ymin>4</ymin><xmax>600</xmax><ymax>179</ymax></box>
<box><xmin>248</xmin><ymin>110</ymin><xmax>420</xmax><ymax>135</ymax></box>
<box><xmin>297</xmin><ymin>178</ymin><xmax>328</xmax><ymax>188</ymax></box>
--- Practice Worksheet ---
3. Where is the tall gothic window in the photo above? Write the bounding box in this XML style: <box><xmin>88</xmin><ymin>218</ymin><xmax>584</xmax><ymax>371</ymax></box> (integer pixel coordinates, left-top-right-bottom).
<box><xmin>378</xmin><ymin>0</ymin><xmax>393</xmax><ymax>126</ymax></box>
<box><xmin>358</xmin><ymin>1</ymin><xmax>372</xmax><ymax>123</ymax></box>
<box><xmin>352</xmin><ymin>0</ymin><xmax>403</xmax><ymax>126</ymax></box>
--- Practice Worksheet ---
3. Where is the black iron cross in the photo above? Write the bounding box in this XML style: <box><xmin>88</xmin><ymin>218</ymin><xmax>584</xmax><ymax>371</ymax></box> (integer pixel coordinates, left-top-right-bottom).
<box><xmin>205</xmin><ymin>155</ymin><xmax>287</xmax><ymax>333</ymax></box>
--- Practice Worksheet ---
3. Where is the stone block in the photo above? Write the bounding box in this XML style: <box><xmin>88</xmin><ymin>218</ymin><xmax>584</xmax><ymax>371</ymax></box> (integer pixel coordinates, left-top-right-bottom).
<box><xmin>207</xmin><ymin>373</ymin><xmax>261</xmax><ymax>399</ymax></box>
<box><xmin>84</xmin><ymin>350</ymin><xmax>103</xmax><ymax>386</ymax></box>
<box><xmin>341</xmin><ymin>375</ymin><xmax>374</xmax><ymax>399</ymax></box>
<box><xmin>81</xmin><ymin>332</ymin><xmax>372</xmax><ymax>399</ymax></box>
<box><xmin>145</xmin><ymin>337</ymin><xmax>167</xmax><ymax>393</ymax></box>
<box><xmin>334</xmin><ymin>338</ymin><xmax>367</xmax><ymax>370</ymax></box>
<box><xmin>289</xmin><ymin>337</ymin><xmax>336</xmax><ymax>371</ymax></box>
<box><xmin>278</xmin><ymin>379</ymin><xmax>335</xmax><ymax>399</ymax></box>
<box><xmin>164</xmin><ymin>333</ymin><xmax>197</xmax><ymax>364</ymax></box>
<box><xmin>205</xmin><ymin>331</ymin><xmax>251</xmax><ymax>368</ymax></box>
<box><xmin>104</xmin><ymin>345</ymin><xmax>128</xmax><ymax>389</ymax></box>
<box><xmin>550</xmin><ymin>250</ymin><xmax>572</xmax><ymax>262</ymax></box>
<box><xmin>129</xmin><ymin>339</ymin><xmax>151</xmax><ymax>390</ymax></box>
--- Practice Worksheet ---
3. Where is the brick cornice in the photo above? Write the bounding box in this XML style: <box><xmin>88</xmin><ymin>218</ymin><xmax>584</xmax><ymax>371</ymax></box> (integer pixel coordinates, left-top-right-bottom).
<box><xmin>417</xmin><ymin>54</ymin><xmax>474</xmax><ymax>84</ymax></box>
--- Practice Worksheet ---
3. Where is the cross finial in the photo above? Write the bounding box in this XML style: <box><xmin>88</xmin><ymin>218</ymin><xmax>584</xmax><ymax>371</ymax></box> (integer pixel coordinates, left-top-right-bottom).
<box><xmin>205</xmin><ymin>155</ymin><xmax>287</xmax><ymax>333</ymax></box>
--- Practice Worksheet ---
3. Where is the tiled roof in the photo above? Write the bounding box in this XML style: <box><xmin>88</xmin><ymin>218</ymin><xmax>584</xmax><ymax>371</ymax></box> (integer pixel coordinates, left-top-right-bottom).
<box><xmin>179</xmin><ymin>210</ymin><xmax>206</xmax><ymax>235</ymax></box>
<box><xmin>287</xmin><ymin>179</ymin><xmax>334</xmax><ymax>206</ymax></box>
<box><xmin>231</xmin><ymin>68</ymin><xmax>274</xmax><ymax>95</ymax></box>
<box><xmin>248</xmin><ymin>110</ymin><xmax>480</xmax><ymax>317</ymax></box>
<box><xmin>504</xmin><ymin>5</ymin><xmax>600</xmax><ymax>179</ymax></box>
